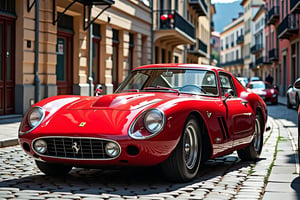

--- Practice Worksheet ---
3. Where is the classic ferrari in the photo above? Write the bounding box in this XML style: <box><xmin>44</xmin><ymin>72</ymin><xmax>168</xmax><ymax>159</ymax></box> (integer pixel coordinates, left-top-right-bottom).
<box><xmin>18</xmin><ymin>64</ymin><xmax>268</xmax><ymax>182</ymax></box>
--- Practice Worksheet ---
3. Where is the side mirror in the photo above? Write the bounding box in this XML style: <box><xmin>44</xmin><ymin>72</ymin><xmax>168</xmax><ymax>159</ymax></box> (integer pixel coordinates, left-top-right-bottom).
<box><xmin>223</xmin><ymin>89</ymin><xmax>234</xmax><ymax>102</ymax></box>
<box><xmin>294</xmin><ymin>78</ymin><xmax>300</xmax><ymax>89</ymax></box>
<box><xmin>95</xmin><ymin>84</ymin><xmax>102</xmax><ymax>96</ymax></box>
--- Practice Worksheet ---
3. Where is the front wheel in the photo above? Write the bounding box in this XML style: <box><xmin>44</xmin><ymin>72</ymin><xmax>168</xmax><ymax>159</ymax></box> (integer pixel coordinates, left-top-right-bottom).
<box><xmin>161</xmin><ymin>116</ymin><xmax>202</xmax><ymax>182</ymax></box>
<box><xmin>237</xmin><ymin>113</ymin><xmax>263</xmax><ymax>161</ymax></box>
<box><xmin>36</xmin><ymin>160</ymin><xmax>72</xmax><ymax>176</ymax></box>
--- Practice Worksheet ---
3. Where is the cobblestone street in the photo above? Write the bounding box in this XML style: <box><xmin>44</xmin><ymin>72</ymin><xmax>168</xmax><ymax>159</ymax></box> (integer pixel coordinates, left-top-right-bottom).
<box><xmin>1</xmin><ymin>114</ymin><xmax>298</xmax><ymax>200</ymax></box>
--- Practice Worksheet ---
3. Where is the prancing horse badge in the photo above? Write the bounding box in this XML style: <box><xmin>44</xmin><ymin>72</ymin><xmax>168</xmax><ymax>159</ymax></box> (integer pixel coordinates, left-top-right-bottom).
<box><xmin>206</xmin><ymin>111</ymin><xmax>212</xmax><ymax>118</ymax></box>
<box><xmin>79</xmin><ymin>122</ymin><xmax>86</xmax><ymax>127</ymax></box>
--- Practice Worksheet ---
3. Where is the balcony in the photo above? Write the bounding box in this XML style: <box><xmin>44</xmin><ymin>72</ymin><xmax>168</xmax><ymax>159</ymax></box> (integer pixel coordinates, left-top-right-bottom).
<box><xmin>278</xmin><ymin>14</ymin><xmax>299</xmax><ymax>40</ymax></box>
<box><xmin>250</xmin><ymin>44</ymin><xmax>263</xmax><ymax>54</ymax></box>
<box><xmin>189</xmin><ymin>0</ymin><xmax>208</xmax><ymax>16</ymax></box>
<box><xmin>256</xmin><ymin>56</ymin><xmax>271</xmax><ymax>65</ymax></box>
<box><xmin>188</xmin><ymin>38</ymin><xmax>208</xmax><ymax>57</ymax></box>
<box><xmin>268</xmin><ymin>48</ymin><xmax>279</xmax><ymax>61</ymax></box>
<box><xmin>236</xmin><ymin>35</ymin><xmax>244</xmax><ymax>44</ymax></box>
<box><xmin>218</xmin><ymin>59</ymin><xmax>244</xmax><ymax>67</ymax></box>
<box><xmin>153</xmin><ymin>10</ymin><xmax>195</xmax><ymax>45</ymax></box>
<box><xmin>290</xmin><ymin>0</ymin><xmax>300</xmax><ymax>14</ymax></box>
<box><xmin>266</xmin><ymin>6</ymin><xmax>280</xmax><ymax>25</ymax></box>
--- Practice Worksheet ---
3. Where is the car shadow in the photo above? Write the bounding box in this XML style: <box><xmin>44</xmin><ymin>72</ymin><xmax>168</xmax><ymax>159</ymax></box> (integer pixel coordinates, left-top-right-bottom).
<box><xmin>0</xmin><ymin>155</ymin><xmax>257</xmax><ymax>197</ymax></box>
<box><xmin>291</xmin><ymin>176</ymin><xmax>300</xmax><ymax>199</ymax></box>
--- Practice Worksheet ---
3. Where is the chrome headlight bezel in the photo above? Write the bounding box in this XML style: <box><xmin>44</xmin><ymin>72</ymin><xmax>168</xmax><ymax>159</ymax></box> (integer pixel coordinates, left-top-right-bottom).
<box><xmin>129</xmin><ymin>108</ymin><xmax>166</xmax><ymax>140</ymax></box>
<box><xmin>28</xmin><ymin>106</ymin><xmax>45</xmax><ymax>128</ymax></box>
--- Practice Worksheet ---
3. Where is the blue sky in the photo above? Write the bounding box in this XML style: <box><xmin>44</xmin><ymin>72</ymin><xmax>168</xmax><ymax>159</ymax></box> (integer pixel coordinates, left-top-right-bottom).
<box><xmin>212</xmin><ymin>0</ymin><xmax>239</xmax><ymax>3</ymax></box>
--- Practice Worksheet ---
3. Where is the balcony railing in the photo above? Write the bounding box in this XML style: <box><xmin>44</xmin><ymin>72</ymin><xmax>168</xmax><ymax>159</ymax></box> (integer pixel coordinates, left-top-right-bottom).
<box><xmin>189</xmin><ymin>0</ymin><xmax>208</xmax><ymax>16</ymax></box>
<box><xmin>236</xmin><ymin>35</ymin><xmax>244</xmax><ymax>44</ymax></box>
<box><xmin>218</xmin><ymin>59</ymin><xmax>244</xmax><ymax>67</ymax></box>
<box><xmin>291</xmin><ymin>0</ymin><xmax>300</xmax><ymax>14</ymax></box>
<box><xmin>154</xmin><ymin>10</ymin><xmax>195</xmax><ymax>40</ymax></box>
<box><xmin>266</xmin><ymin>6</ymin><xmax>280</xmax><ymax>25</ymax></box>
<box><xmin>268</xmin><ymin>48</ymin><xmax>279</xmax><ymax>61</ymax></box>
<box><xmin>250</xmin><ymin>44</ymin><xmax>263</xmax><ymax>54</ymax></box>
<box><xmin>278</xmin><ymin>14</ymin><xmax>299</xmax><ymax>39</ymax></box>
<box><xmin>188</xmin><ymin>38</ymin><xmax>207</xmax><ymax>57</ymax></box>
<box><xmin>249</xmin><ymin>62</ymin><xmax>255</xmax><ymax>69</ymax></box>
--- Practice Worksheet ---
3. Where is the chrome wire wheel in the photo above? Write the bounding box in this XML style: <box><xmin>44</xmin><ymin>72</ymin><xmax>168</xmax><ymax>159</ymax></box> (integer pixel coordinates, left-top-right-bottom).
<box><xmin>253</xmin><ymin>116</ymin><xmax>262</xmax><ymax>152</ymax></box>
<box><xmin>183</xmin><ymin>124</ymin><xmax>199</xmax><ymax>170</ymax></box>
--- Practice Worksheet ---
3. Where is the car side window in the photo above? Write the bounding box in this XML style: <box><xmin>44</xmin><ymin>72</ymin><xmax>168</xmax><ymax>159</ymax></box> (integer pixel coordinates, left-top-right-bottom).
<box><xmin>219</xmin><ymin>73</ymin><xmax>237</xmax><ymax>97</ymax></box>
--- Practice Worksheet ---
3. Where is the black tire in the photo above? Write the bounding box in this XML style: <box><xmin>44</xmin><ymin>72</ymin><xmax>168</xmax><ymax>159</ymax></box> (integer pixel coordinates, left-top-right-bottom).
<box><xmin>35</xmin><ymin>160</ymin><xmax>72</xmax><ymax>176</ymax></box>
<box><xmin>237</xmin><ymin>113</ymin><xmax>263</xmax><ymax>161</ymax></box>
<box><xmin>287</xmin><ymin>95</ymin><xmax>292</xmax><ymax>108</ymax></box>
<box><xmin>161</xmin><ymin>116</ymin><xmax>202</xmax><ymax>182</ymax></box>
<box><xmin>296</xmin><ymin>95</ymin><xmax>299</xmax><ymax>110</ymax></box>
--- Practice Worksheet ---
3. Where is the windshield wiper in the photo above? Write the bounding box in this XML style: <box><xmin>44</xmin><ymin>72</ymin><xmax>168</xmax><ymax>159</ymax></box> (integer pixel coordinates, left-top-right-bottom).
<box><xmin>143</xmin><ymin>86</ymin><xmax>180</xmax><ymax>95</ymax></box>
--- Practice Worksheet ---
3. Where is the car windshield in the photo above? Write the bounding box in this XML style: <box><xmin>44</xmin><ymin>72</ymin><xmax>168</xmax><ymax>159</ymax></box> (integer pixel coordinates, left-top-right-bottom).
<box><xmin>248</xmin><ymin>82</ymin><xmax>272</xmax><ymax>90</ymax></box>
<box><xmin>116</xmin><ymin>69</ymin><xmax>218</xmax><ymax>96</ymax></box>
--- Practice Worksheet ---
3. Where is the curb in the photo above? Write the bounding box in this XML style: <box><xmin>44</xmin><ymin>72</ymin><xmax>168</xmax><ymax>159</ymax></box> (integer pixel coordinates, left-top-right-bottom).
<box><xmin>0</xmin><ymin>139</ymin><xmax>19</xmax><ymax>148</ymax></box>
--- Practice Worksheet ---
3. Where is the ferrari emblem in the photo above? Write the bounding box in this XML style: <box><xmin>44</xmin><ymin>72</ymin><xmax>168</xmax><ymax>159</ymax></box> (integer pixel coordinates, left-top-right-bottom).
<box><xmin>72</xmin><ymin>142</ymin><xmax>80</xmax><ymax>154</ymax></box>
<box><xmin>79</xmin><ymin>122</ymin><xmax>86</xmax><ymax>127</ymax></box>
<box><xmin>206</xmin><ymin>111</ymin><xmax>212</xmax><ymax>118</ymax></box>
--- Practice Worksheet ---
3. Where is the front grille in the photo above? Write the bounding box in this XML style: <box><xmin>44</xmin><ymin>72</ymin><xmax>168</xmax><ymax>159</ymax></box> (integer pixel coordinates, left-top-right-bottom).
<box><xmin>33</xmin><ymin>137</ymin><xmax>120</xmax><ymax>160</ymax></box>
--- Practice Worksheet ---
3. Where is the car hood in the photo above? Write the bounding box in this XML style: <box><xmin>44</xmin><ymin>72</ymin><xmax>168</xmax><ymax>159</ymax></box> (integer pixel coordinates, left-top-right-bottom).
<box><xmin>33</xmin><ymin>93</ymin><xmax>172</xmax><ymax>136</ymax></box>
<box><xmin>67</xmin><ymin>93</ymin><xmax>164</xmax><ymax>111</ymax></box>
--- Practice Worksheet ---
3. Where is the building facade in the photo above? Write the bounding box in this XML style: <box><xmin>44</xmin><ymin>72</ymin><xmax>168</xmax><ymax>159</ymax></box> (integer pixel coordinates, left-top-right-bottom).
<box><xmin>220</xmin><ymin>13</ymin><xmax>245</xmax><ymax>77</ymax></box>
<box><xmin>265</xmin><ymin>0</ymin><xmax>300</xmax><ymax>95</ymax></box>
<box><xmin>0</xmin><ymin>0</ymin><xmax>214</xmax><ymax>117</ymax></box>
<box><xmin>251</xmin><ymin>5</ymin><xmax>270</xmax><ymax>80</ymax></box>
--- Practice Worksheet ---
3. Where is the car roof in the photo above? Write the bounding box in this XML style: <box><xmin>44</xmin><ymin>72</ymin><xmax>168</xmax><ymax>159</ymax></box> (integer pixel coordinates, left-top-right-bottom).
<box><xmin>134</xmin><ymin>63</ymin><xmax>226</xmax><ymax>73</ymax></box>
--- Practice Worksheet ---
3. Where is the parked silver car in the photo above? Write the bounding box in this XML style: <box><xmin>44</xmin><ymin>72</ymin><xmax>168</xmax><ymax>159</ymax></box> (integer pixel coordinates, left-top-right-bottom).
<box><xmin>287</xmin><ymin>78</ymin><xmax>300</xmax><ymax>109</ymax></box>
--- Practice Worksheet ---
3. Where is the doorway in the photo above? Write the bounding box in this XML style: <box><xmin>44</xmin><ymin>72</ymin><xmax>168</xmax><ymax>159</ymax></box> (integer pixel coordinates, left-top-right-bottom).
<box><xmin>56</xmin><ymin>31</ymin><xmax>73</xmax><ymax>95</ymax></box>
<box><xmin>0</xmin><ymin>18</ymin><xmax>15</xmax><ymax>115</ymax></box>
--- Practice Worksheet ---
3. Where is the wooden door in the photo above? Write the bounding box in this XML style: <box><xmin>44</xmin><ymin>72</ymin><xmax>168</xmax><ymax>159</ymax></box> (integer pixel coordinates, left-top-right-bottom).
<box><xmin>56</xmin><ymin>31</ymin><xmax>73</xmax><ymax>95</ymax></box>
<box><xmin>0</xmin><ymin>19</ymin><xmax>14</xmax><ymax>115</ymax></box>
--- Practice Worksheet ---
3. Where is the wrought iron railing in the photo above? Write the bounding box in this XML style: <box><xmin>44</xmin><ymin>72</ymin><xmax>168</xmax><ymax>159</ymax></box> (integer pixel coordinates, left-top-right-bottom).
<box><xmin>154</xmin><ymin>9</ymin><xmax>195</xmax><ymax>39</ymax></box>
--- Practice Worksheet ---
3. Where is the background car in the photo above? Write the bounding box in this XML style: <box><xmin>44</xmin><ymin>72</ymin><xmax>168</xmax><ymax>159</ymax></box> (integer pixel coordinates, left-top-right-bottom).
<box><xmin>286</xmin><ymin>79</ymin><xmax>300</xmax><ymax>109</ymax></box>
<box><xmin>294</xmin><ymin>78</ymin><xmax>300</xmax><ymax>167</ymax></box>
<box><xmin>249</xmin><ymin>76</ymin><xmax>261</xmax><ymax>82</ymax></box>
<box><xmin>237</xmin><ymin>77</ymin><xmax>249</xmax><ymax>87</ymax></box>
<box><xmin>247</xmin><ymin>81</ymin><xmax>278</xmax><ymax>104</ymax></box>
<box><xmin>18</xmin><ymin>64</ymin><xmax>267</xmax><ymax>182</ymax></box>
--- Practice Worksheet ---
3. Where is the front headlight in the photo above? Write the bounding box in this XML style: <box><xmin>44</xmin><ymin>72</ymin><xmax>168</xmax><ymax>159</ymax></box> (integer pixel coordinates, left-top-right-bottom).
<box><xmin>28</xmin><ymin>107</ymin><xmax>45</xmax><ymax>128</ymax></box>
<box><xmin>144</xmin><ymin>109</ymin><xmax>165</xmax><ymax>134</ymax></box>
<box><xmin>129</xmin><ymin>109</ymin><xmax>166</xmax><ymax>139</ymax></box>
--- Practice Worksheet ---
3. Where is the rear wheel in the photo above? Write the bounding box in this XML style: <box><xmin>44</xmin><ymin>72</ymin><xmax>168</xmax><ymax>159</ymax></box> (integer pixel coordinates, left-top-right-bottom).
<box><xmin>161</xmin><ymin>116</ymin><xmax>202</xmax><ymax>182</ymax></box>
<box><xmin>36</xmin><ymin>160</ymin><xmax>72</xmax><ymax>176</ymax></box>
<box><xmin>237</xmin><ymin>113</ymin><xmax>263</xmax><ymax>161</ymax></box>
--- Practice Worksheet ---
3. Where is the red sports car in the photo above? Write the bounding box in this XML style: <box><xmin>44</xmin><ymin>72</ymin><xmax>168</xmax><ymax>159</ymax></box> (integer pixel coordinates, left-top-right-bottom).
<box><xmin>18</xmin><ymin>64</ymin><xmax>268</xmax><ymax>182</ymax></box>
<box><xmin>247</xmin><ymin>81</ymin><xmax>278</xmax><ymax>104</ymax></box>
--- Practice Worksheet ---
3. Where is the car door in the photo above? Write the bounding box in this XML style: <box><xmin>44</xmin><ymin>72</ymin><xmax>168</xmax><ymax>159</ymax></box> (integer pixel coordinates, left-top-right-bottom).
<box><xmin>219</xmin><ymin>72</ymin><xmax>254</xmax><ymax>148</ymax></box>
